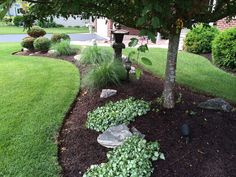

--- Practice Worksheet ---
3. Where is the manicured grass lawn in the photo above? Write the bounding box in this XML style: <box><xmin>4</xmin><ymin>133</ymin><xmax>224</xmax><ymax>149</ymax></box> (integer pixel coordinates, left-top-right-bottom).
<box><xmin>124</xmin><ymin>48</ymin><xmax>236</xmax><ymax>103</ymax></box>
<box><xmin>0</xmin><ymin>24</ymin><xmax>89</xmax><ymax>34</ymax></box>
<box><xmin>0</xmin><ymin>43</ymin><xmax>80</xmax><ymax>176</ymax></box>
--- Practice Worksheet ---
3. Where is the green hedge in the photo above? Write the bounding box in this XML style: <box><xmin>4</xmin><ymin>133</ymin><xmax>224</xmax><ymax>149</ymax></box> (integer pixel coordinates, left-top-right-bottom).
<box><xmin>184</xmin><ymin>24</ymin><xmax>219</xmax><ymax>54</ymax></box>
<box><xmin>212</xmin><ymin>27</ymin><xmax>236</xmax><ymax>70</ymax></box>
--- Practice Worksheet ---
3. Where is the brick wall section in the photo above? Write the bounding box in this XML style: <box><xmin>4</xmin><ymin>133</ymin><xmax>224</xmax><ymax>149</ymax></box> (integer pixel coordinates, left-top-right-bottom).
<box><xmin>216</xmin><ymin>18</ymin><xmax>236</xmax><ymax>30</ymax></box>
<box><xmin>121</xmin><ymin>25</ymin><xmax>140</xmax><ymax>35</ymax></box>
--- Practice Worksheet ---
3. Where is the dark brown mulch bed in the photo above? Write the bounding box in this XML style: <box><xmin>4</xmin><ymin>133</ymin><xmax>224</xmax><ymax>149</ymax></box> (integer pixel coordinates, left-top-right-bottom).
<box><xmin>58</xmin><ymin>67</ymin><xmax>236</xmax><ymax>176</ymax></box>
<box><xmin>15</xmin><ymin>51</ymin><xmax>236</xmax><ymax>177</ymax></box>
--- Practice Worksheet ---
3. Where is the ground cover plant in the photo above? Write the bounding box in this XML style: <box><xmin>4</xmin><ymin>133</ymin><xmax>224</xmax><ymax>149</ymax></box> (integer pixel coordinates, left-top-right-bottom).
<box><xmin>83</xmin><ymin>135</ymin><xmax>164</xmax><ymax>177</ymax></box>
<box><xmin>212</xmin><ymin>27</ymin><xmax>236</xmax><ymax>70</ymax></box>
<box><xmin>124</xmin><ymin>48</ymin><xmax>236</xmax><ymax>103</ymax></box>
<box><xmin>0</xmin><ymin>43</ymin><xmax>80</xmax><ymax>176</ymax></box>
<box><xmin>86</xmin><ymin>97</ymin><xmax>150</xmax><ymax>132</ymax></box>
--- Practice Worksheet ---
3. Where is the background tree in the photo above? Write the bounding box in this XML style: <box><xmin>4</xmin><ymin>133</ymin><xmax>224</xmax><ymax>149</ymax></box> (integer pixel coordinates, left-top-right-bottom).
<box><xmin>1</xmin><ymin>0</ymin><xmax>236</xmax><ymax>108</ymax></box>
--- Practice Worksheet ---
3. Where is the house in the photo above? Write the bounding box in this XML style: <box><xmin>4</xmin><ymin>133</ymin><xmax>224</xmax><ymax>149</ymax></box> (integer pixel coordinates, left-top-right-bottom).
<box><xmin>7</xmin><ymin>3</ymin><xmax>22</xmax><ymax>16</ymax></box>
<box><xmin>6</xmin><ymin>3</ymin><xmax>89</xmax><ymax>27</ymax></box>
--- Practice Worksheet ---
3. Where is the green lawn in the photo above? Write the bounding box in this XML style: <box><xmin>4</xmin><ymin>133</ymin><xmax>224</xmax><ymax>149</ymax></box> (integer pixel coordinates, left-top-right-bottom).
<box><xmin>0</xmin><ymin>43</ymin><xmax>80</xmax><ymax>176</ymax></box>
<box><xmin>124</xmin><ymin>48</ymin><xmax>236</xmax><ymax>103</ymax></box>
<box><xmin>0</xmin><ymin>24</ymin><xmax>89</xmax><ymax>34</ymax></box>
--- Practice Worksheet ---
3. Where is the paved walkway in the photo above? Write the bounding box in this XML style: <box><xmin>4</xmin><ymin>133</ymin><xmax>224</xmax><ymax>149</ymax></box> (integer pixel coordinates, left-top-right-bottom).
<box><xmin>0</xmin><ymin>33</ymin><xmax>106</xmax><ymax>42</ymax></box>
<box><xmin>0</xmin><ymin>28</ymin><xmax>188</xmax><ymax>50</ymax></box>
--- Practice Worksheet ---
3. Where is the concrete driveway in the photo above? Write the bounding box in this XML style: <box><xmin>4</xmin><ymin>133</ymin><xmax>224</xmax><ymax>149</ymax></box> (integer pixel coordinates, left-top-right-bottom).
<box><xmin>0</xmin><ymin>33</ymin><xmax>106</xmax><ymax>42</ymax></box>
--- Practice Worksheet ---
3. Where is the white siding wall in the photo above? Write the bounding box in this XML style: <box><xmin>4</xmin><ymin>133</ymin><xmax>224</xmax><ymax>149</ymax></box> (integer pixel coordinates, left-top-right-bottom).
<box><xmin>96</xmin><ymin>18</ymin><xmax>109</xmax><ymax>38</ymax></box>
<box><xmin>53</xmin><ymin>17</ymin><xmax>89</xmax><ymax>27</ymax></box>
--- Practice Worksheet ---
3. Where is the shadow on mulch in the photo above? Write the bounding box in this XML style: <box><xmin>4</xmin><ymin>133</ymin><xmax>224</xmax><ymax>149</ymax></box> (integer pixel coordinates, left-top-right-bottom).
<box><xmin>15</xmin><ymin>51</ymin><xmax>236</xmax><ymax>177</ymax></box>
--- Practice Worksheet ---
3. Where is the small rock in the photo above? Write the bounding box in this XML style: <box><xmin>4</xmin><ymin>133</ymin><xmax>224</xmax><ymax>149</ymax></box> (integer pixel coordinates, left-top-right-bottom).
<box><xmin>100</xmin><ymin>89</ymin><xmax>117</xmax><ymax>98</ymax></box>
<box><xmin>198</xmin><ymin>98</ymin><xmax>233</xmax><ymax>112</ymax></box>
<box><xmin>48</xmin><ymin>50</ymin><xmax>56</xmax><ymax>55</ymax></box>
<box><xmin>29</xmin><ymin>53</ymin><xmax>34</xmax><ymax>56</ymax></box>
<box><xmin>97</xmin><ymin>124</ymin><xmax>133</xmax><ymax>148</ymax></box>
<box><xmin>130</xmin><ymin>66</ymin><xmax>136</xmax><ymax>74</ymax></box>
<box><xmin>23</xmin><ymin>48</ymin><xmax>29</xmax><ymax>52</ymax></box>
<box><xmin>35</xmin><ymin>51</ymin><xmax>41</xmax><ymax>55</ymax></box>
<box><xmin>74</xmin><ymin>54</ymin><xmax>80</xmax><ymax>61</ymax></box>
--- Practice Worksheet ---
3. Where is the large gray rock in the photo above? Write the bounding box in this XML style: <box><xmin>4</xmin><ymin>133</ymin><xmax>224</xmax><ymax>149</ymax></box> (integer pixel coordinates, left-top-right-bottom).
<box><xmin>100</xmin><ymin>89</ymin><xmax>117</xmax><ymax>98</ymax></box>
<box><xmin>198</xmin><ymin>98</ymin><xmax>233</xmax><ymax>112</ymax></box>
<box><xmin>97</xmin><ymin>124</ymin><xmax>133</xmax><ymax>148</ymax></box>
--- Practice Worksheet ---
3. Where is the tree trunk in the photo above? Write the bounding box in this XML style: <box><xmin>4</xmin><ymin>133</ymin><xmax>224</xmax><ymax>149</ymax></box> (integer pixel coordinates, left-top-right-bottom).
<box><xmin>163</xmin><ymin>32</ymin><xmax>181</xmax><ymax>109</ymax></box>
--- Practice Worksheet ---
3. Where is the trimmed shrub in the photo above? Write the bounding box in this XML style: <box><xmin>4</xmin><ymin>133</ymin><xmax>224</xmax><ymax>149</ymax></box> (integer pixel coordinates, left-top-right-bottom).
<box><xmin>212</xmin><ymin>27</ymin><xmax>236</xmax><ymax>70</ymax></box>
<box><xmin>21</xmin><ymin>37</ymin><xmax>35</xmax><ymax>51</ymax></box>
<box><xmin>27</xmin><ymin>26</ymin><xmax>46</xmax><ymax>38</ymax></box>
<box><xmin>13</xmin><ymin>16</ymin><xmax>24</xmax><ymax>26</ymax></box>
<box><xmin>80</xmin><ymin>46</ymin><xmax>113</xmax><ymax>64</ymax></box>
<box><xmin>51</xmin><ymin>33</ymin><xmax>70</xmax><ymax>43</ymax></box>
<box><xmin>83</xmin><ymin>135</ymin><xmax>164</xmax><ymax>177</ymax></box>
<box><xmin>52</xmin><ymin>40</ymin><xmax>78</xmax><ymax>56</ymax></box>
<box><xmin>82</xmin><ymin>59</ymin><xmax>126</xmax><ymax>90</ymax></box>
<box><xmin>33</xmin><ymin>37</ymin><xmax>51</xmax><ymax>52</ymax></box>
<box><xmin>184</xmin><ymin>24</ymin><xmax>219</xmax><ymax>54</ymax></box>
<box><xmin>86</xmin><ymin>97</ymin><xmax>150</xmax><ymax>132</ymax></box>
<box><xmin>3</xmin><ymin>16</ymin><xmax>13</xmax><ymax>25</ymax></box>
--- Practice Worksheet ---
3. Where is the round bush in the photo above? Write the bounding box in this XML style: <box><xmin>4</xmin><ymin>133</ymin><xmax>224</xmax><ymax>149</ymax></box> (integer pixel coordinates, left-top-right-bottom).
<box><xmin>13</xmin><ymin>16</ymin><xmax>24</xmax><ymax>26</ymax></box>
<box><xmin>184</xmin><ymin>24</ymin><xmax>219</xmax><ymax>54</ymax></box>
<box><xmin>27</xmin><ymin>26</ymin><xmax>46</xmax><ymax>38</ymax></box>
<box><xmin>212</xmin><ymin>27</ymin><xmax>236</xmax><ymax>70</ymax></box>
<box><xmin>33</xmin><ymin>37</ymin><xmax>51</xmax><ymax>52</ymax></box>
<box><xmin>21</xmin><ymin>37</ymin><xmax>35</xmax><ymax>51</ymax></box>
<box><xmin>51</xmin><ymin>33</ymin><xmax>70</xmax><ymax>43</ymax></box>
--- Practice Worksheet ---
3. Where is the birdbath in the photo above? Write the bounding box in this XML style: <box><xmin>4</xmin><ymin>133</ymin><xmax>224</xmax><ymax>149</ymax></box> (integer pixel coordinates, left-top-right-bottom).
<box><xmin>111</xmin><ymin>24</ymin><xmax>129</xmax><ymax>60</ymax></box>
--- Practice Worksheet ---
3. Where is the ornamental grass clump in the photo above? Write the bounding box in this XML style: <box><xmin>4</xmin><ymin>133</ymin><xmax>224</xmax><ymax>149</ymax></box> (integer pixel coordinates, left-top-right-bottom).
<box><xmin>83</xmin><ymin>135</ymin><xmax>165</xmax><ymax>177</ymax></box>
<box><xmin>82</xmin><ymin>58</ymin><xmax>126</xmax><ymax>90</ymax></box>
<box><xmin>80</xmin><ymin>46</ymin><xmax>113</xmax><ymax>64</ymax></box>
<box><xmin>52</xmin><ymin>40</ymin><xmax>78</xmax><ymax>56</ymax></box>
<box><xmin>86</xmin><ymin>97</ymin><xmax>150</xmax><ymax>132</ymax></box>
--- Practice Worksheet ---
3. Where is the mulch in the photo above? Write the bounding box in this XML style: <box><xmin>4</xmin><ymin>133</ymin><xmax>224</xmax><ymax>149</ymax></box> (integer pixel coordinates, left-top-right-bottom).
<box><xmin>16</xmin><ymin>51</ymin><xmax>236</xmax><ymax>177</ymax></box>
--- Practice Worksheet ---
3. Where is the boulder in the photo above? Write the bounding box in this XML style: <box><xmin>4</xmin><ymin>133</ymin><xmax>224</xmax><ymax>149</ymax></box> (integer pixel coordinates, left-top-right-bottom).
<box><xmin>74</xmin><ymin>54</ymin><xmax>80</xmax><ymax>61</ymax></box>
<box><xmin>198</xmin><ymin>98</ymin><xmax>233</xmax><ymax>112</ymax></box>
<box><xmin>48</xmin><ymin>50</ymin><xmax>57</xmax><ymax>55</ymax></box>
<box><xmin>97</xmin><ymin>124</ymin><xmax>133</xmax><ymax>148</ymax></box>
<box><xmin>100</xmin><ymin>89</ymin><xmax>117</xmax><ymax>98</ymax></box>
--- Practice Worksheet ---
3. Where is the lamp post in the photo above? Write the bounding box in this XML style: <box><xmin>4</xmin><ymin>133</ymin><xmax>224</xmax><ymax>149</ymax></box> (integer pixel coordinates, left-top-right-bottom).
<box><xmin>124</xmin><ymin>57</ymin><xmax>132</xmax><ymax>81</ymax></box>
<box><xmin>111</xmin><ymin>24</ymin><xmax>129</xmax><ymax>60</ymax></box>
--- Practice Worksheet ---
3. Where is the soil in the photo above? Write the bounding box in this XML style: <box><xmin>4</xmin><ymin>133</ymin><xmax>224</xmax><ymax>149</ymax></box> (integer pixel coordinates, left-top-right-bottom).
<box><xmin>16</xmin><ymin>51</ymin><xmax>236</xmax><ymax>177</ymax></box>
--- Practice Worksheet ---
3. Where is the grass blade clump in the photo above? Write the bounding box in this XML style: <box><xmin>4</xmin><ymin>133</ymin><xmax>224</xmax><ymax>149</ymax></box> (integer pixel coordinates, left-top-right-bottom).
<box><xmin>86</xmin><ymin>97</ymin><xmax>150</xmax><ymax>132</ymax></box>
<box><xmin>82</xmin><ymin>59</ymin><xmax>126</xmax><ymax>90</ymax></box>
<box><xmin>80</xmin><ymin>46</ymin><xmax>113</xmax><ymax>64</ymax></box>
<box><xmin>83</xmin><ymin>135</ymin><xmax>164</xmax><ymax>177</ymax></box>
<box><xmin>52</xmin><ymin>40</ymin><xmax>79</xmax><ymax>56</ymax></box>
